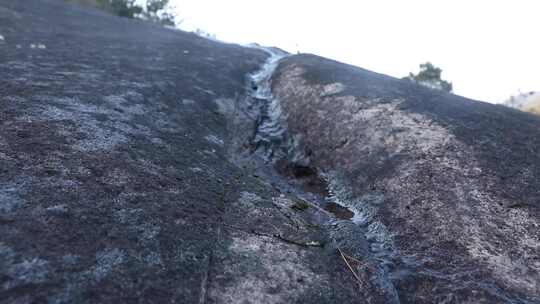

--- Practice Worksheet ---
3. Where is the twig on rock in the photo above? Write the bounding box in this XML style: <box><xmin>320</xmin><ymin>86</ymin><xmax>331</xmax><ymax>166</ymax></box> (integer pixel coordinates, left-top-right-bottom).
<box><xmin>223</xmin><ymin>224</ymin><xmax>324</xmax><ymax>248</ymax></box>
<box><xmin>338</xmin><ymin>247</ymin><xmax>363</xmax><ymax>285</ymax></box>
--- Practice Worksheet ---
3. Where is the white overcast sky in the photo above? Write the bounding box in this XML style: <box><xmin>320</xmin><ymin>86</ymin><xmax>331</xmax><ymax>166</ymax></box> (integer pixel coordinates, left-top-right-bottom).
<box><xmin>172</xmin><ymin>0</ymin><xmax>539</xmax><ymax>103</ymax></box>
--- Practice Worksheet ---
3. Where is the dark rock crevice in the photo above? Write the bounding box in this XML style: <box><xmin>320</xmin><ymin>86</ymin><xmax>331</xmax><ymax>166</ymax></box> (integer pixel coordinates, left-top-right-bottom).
<box><xmin>232</xmin><ymin>47</ymin><xmax>402</xmax><ymax>304</ymax></box>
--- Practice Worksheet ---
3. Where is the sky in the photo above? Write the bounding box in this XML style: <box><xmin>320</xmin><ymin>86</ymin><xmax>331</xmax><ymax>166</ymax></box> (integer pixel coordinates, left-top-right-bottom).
<box><xmin>172</xmin><ymin>0</ymin><xmax>539</xmax><ymax>103</ymax></box>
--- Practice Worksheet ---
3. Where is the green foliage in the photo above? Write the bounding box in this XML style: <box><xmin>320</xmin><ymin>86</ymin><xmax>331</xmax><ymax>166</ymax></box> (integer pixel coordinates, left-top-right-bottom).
<box><xmin>404</xmin><ymin>62</ymin><xmax>453</xmax><ymax>93</ymax></box>
<box><xmin>146</xmin><ymin>0</ymin><xmax>167</xmax><ymax>13</ymax></box>
<box><xmin>96</xmin><ymin>0</ymin><xmax>142</xmax><ymax>19</ymax></box>
<box><xmin>142</xmin><ymin>0</ymin><xmax>176</xmax><ymax>26</ymax></box>
<box><xmin>87</xmin><ymin>0</ymin><xmax>176</xmax><ymax>25</ymax></box>
<box><xmin>291</xmin><ymin>200</ymin><xmax>310</xmax><ymax>211</ymax></box>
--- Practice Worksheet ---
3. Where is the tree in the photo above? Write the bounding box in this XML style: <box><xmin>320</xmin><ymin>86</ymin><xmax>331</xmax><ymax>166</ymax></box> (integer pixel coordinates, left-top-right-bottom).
<box><xmin>404</xmin><ymin>62</ymin><xmax>453</xmax><ymax>93</ymax></box>
<box><xmin>92</xmin><ymin>0</ymin><xmax>177</xmax><ymax>26</ymax></box>
<box><xmin>96</xmin><ymin>0</ymin><xmax>142</xmax><ymax>19</ymax></box>
<box><xmin>142</xmin><ymin>0</ymin><xmax>176</xmax><ymax>26</ymax></box>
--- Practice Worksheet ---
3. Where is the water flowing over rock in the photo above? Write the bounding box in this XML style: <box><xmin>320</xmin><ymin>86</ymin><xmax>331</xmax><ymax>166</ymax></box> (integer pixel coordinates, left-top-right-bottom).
<box><xmin>1</xmin><ymin>1</ymin><xmax>539</xmax><ymax>303</ymax></box>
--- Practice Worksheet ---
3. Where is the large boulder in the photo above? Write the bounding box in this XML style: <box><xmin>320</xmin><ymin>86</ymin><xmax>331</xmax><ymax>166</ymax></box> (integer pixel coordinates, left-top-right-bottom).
<box><xmin>272</xmin><ymin>54</ymin><xmax>540</xmax><ymax>303</ymax></box>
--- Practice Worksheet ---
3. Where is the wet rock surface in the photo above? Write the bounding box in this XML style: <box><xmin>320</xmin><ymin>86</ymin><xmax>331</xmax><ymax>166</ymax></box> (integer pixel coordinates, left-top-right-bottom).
<box><xmin>0</xmin><ymin>1</ymin><xmax>363</xmax><ymax>303</ymax></box>
<box><xmin>1</xmin><ymin>1</ymin><xmax>539</xmax><ymax>303</ymax></box>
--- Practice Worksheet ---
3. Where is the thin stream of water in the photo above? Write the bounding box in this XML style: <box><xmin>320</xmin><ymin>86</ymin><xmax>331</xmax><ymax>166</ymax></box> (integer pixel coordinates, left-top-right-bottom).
<box><xmin>245</xmin><ymin>47</ymin><xmax>401</xmax><ymax>303</ymax></box>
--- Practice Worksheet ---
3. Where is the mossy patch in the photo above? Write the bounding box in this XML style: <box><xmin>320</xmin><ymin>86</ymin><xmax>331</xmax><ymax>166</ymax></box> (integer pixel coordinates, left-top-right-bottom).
<box><xmin>290</xmin><ymin>200</ymin><xmax>309</xmax><ymax>211</ymax></box>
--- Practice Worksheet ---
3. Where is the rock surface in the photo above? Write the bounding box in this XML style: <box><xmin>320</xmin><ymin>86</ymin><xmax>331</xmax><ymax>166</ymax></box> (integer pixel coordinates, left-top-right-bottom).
<box><xmin>272</xmin><ymin>55</ymin><xmax>540</xmax><ymax>303</ymax></box>
<box><xmin>0</xmin><ymin>1</ymin><xmax>361</xmax><ymax>303</ymax></box>
<box><xmin>0</xmin><ymin>1</ymin><xmax>539</xmax><ymax>303</ymax></box>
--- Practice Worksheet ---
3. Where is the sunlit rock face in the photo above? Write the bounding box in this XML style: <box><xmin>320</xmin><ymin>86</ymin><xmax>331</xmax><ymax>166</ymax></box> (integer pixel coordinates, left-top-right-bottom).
<box><xmin>272</xmin><ymin>55</ymin><xmax>540</xmax><ymax>303</ymax></box>
<box><xmin>504</xmin><ymin>91</ymin><xmax>540</xmax><ymax>116</ymax></box>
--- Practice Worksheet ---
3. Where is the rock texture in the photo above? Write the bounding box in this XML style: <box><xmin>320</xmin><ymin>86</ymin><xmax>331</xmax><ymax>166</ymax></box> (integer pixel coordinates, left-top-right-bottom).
<box><xmin>1</xmin><ymin>1</ymin><xmax>539</xmax><ymax>303</ymax></box>
<box><xmin>0</xmin><ymin>1</ymin><xmax>361</xmax><ymax>303</ymax></box>
<box><xmin>272</xmin><ymin>55</ymin><xmax>540</xmax><ymax>303</ymax></box>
